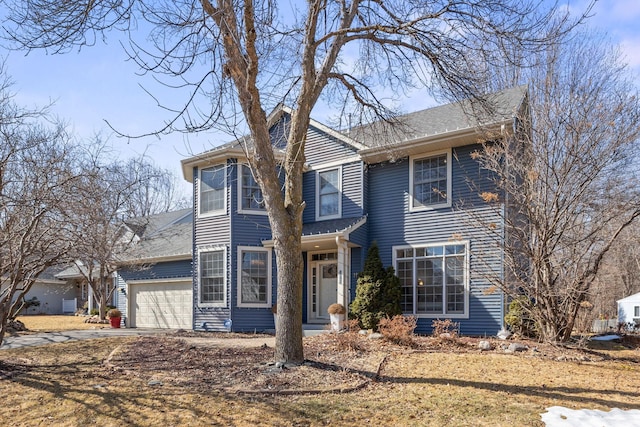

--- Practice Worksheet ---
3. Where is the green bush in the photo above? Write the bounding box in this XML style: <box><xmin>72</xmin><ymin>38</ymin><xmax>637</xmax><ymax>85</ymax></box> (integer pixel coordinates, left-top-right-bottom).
<box><xmin>505</xmin><ymin>296</ymin><xmax>538</xmax><ymax>338</ymax></box>
<box><xmin>349</xmin><ymin>242</ymin><xmax>402</xmax><ymax>330</ymax></box>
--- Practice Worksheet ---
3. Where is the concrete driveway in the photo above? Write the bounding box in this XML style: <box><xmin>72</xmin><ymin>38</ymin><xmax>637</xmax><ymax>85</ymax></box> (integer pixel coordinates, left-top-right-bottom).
<box><xmin>0</xmin><ymin>329</ymin><xmax>167</xmax><ymax>350</ymax></box>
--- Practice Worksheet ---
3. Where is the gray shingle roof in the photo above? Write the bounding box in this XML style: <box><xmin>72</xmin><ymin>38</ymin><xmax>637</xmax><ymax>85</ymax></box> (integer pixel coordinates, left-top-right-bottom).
<box><xmin>124</xmin><ymin>209</ymin><xmax>193</xmax><ymax>261</ymax></box>
<box><xmin>301</xmin><ymin>216</ymin><xmax>366</xmax><ymax>237</ymax></box>
<box><xmin>131</xmin><ymin>220</ymin><xmax>192</xmax><ymax>261</ymax></box>
<box><xmin>347</xmin><ymin>85</ymin><xmax>527</xmax><ymax>147</ymax></box>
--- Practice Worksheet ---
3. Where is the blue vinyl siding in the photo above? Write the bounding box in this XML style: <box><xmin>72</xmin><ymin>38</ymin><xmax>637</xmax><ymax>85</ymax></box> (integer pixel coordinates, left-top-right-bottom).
<box><xmin>118</xmin><ymin>260</ymin><xmax>192</xmax><ymax>282</ymax></box>
<box><xmin>305</xmin><ymin>125</ymin><xmax>359</xmax><ymax>165</ymax></box>
<box><xmin>342</xmin><ymin>161</ymin><xmax>364</xmax><ymax>218</ymax></box>
<box><xmin>367</xmin><ymin>144</ymin><xmax>504</xmax><ymax>336</ymax></box>
<box><xmin>302</xmin><ymin>171</ymin><xmax>315</xmax><ymax>223</ymax></box>
<box><xmin>193</xmin><ymin>164</ymin><xmax>232</xmax><ymax>331</ymax></box>
<box><xmin>302</xmin><ymin>161</ymin><xmax>364</xmax><ymax>223</ymax></box>
<box><xmin>114</xmin><ymin>274</ymin><xmax>127</xmax><ymax>323</ymax></box>
<box><xmin>229</xmin><ymin>162</ymin><xmax>277</xmax><ymax>332</ymax></box>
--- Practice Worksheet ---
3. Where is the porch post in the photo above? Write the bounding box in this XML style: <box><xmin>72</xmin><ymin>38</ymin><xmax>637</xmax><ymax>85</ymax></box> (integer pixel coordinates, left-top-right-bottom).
<box><xmin>88</xmin><ymin>284</ymin><xmax>94</xmax><ymax>313</ymax></box>
<box><xmin>336</xmin><ymin>237</ymin><xmax>348</xmax><ymax>311</ymax></box>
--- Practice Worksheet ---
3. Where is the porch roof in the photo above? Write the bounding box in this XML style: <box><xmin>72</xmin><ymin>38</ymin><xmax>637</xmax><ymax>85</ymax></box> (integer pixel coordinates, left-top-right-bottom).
<box><xmin>261</xmin><ymin>216</ymin><xmax>367</xmax><ymax>251</ymax></box>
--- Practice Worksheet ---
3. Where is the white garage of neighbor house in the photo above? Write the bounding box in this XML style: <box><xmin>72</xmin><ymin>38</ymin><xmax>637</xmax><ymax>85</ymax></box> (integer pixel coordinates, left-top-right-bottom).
<box><xmin>14</xmin><ymin>266</ymin><xmax>79</xmax><ymax>315</ymax></box>
<box><xmin>115</xmin><ymin>209</ymin><xmax>194</xmax><ymax>329</ymax></box>
<box><xmin>618</xmin><ymin>292</ymin><xmax>640</xmax><ymax>328</ymax></box>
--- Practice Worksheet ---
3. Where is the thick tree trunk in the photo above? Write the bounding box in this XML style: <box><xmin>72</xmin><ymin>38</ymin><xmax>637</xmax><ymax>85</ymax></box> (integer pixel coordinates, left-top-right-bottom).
<box><xmin>273</xmin><ymin>235</ymin><xmax>305</xmax><ymax>363</ymax></box>
<box><xmin>0</xmin><ymin>305</ymin><xmax>9</xmax><ymax>346</ymax></box>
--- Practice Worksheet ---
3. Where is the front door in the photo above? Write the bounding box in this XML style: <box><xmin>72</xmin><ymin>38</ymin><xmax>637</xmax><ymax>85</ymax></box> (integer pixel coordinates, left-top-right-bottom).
<box><xmin>309</xmin><ymin>260</ymin><xmax>338</xmax><ymax>322</ymax></box>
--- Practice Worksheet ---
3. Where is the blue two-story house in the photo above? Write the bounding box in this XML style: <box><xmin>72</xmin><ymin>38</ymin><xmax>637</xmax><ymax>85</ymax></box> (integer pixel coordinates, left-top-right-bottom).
<box><xmin>181</xmin><ymin>86</ymin><xmax>526</xmax><ymax>335</ymax></box>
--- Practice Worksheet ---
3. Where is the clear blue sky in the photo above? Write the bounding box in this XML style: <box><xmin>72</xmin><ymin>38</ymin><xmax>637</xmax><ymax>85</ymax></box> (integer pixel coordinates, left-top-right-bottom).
<box><xmin>3</xmin><ymin>0</ymin><xmax>639</xmax><ymax>195</ymax></box>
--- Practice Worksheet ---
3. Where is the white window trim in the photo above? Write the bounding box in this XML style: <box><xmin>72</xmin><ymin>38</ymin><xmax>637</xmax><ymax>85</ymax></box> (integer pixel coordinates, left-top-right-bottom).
<box><xmin>392</xmin><ymin>241</ymin><xmax>470</xmax><ymax>319</ymax></box>
<box><xmin>197</xmin><ymin>246</ymin><xmax>227</xmax><ymax>307</ymax></box>
<box><xmin>409</xmin><ymin>149</ymin><xmax>452</xmax><ymax>212</ymax></box>
<box><xmin>315</xmin><ymin>165</ymin><xmax>342</xmax><ymax>221</ymax></box>
<box><xmin>198</xmin><ymin>164</ymin><xmax>227</xmax><ymax>218</ymax></box>
<box><xmin>236</xmin><ymin>246</ymin><xmax>272</xmax><ymax>308</ymax></box>
<box><xmin>237</xmin><ymin>164</ymin><xmax>268</xmax><ymax>216</ymax></box>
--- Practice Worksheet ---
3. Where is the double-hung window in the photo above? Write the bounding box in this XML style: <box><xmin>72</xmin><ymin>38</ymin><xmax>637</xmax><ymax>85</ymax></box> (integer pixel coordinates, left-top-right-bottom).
<box><xmin>317</xmin><ymin>167</ymin><xmax>341</xmax><ymax>219</ymax></box>
<box><xmin>238</xmin><ymin>165</ymin><xmax>265</xmax><ymax>213</ymax></box>
<box><xmin>237</xmin><ymin>247</ymin><xmax>271</xmax><ymax>307</ymax></box>
<box><xmin>200</xmin><ymin>165</ymin><xmax>226</xmax><ymax>215</ymax></box>
<box><xmin>395</xmin><ymin>242</ymin><xmax>468</xmax><ymax>317</ymax></box>
<box><xmin>199</xmin><ymin>249</ymin><xmax>226</xmax><ymax>306</ymax></box>
<box><xmin>410</xmin><ymin>151</ymin><xmax>451</xmax><ymax>211</ymax></box>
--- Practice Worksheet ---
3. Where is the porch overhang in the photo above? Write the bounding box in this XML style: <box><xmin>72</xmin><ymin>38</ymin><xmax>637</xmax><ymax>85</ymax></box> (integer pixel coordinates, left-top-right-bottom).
<box><xmin>261</xmin><ymin>216</ymin><xmax>367</xmax><ymax>251</ymax></box>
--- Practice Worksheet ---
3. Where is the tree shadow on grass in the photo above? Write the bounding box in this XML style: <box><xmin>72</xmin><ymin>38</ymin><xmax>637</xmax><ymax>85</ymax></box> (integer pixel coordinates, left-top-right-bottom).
<box><xmin>379</xmin><ymin>374</ymin><xmax>640</xmax><ymax>410</ymax></box>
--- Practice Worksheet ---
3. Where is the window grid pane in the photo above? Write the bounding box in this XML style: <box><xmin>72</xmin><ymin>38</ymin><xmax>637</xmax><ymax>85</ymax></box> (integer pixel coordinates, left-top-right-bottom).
<box><xmin>414</xmin><ymin>154</ymin><xmax>447</xmax><ymax>207</ymax></box>
<box><xmin>397</xmin><ymin>260</ymin><xmax>413</xmax><ymax>313</ymax></box>
<box><xmin>396</xmin><ymin>244</ymin><xmax>466</xmax><ymax>316</ymax></box>
<box><xmin>200</xmin><ymin>251</ymin><xmax>224</xmax><ymax>303</ymax></box>
<box><xmin>200</xmin><ymin>166</ymin><xmax>225</xmax><ymax>214</ymax></box>
<box><xmin>241</xmin><ymin>166</ymin><xmax>264</xmax><ymax>210</ymax></box>
<box><xmin>319</xmin><ymin>169</ymin><xmax>339</xmax><ymax>217</ymax></box>
<box><xmin>240</xmin><ymin>251</ymin><xmax>268</xmax><ymax>304</ymax></box>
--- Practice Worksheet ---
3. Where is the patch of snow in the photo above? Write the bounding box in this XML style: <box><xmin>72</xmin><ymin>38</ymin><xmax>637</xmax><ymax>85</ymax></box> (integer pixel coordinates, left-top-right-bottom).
<box><xmin>590</xmin><ymin>335</ymin><xmax>621</xmax><ymax>341</ymax></box>
<box><xmin>541</xmin><ymin>406</ymin><xmax>640</xmax><ymax>426</ymax></box>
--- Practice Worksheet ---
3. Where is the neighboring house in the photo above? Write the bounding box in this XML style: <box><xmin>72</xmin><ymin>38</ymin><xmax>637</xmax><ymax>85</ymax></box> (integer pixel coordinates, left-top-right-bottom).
<box><xmin>114</xmin><ymin>208</ymin><xmax>193</xmax><ymax>329</ymax></box>
<box><xmin>618</xmin><ymin>292</ymin><xmax>640</xmax><ymax>328</ymax></box>
<box><xmin>8</xmin><ymin>265</ymin><xmax>78</xmax><ymax>315</ymax></box>
<box><xmin>181</xmin><ymin>86</ymin><xmax>528</xmax><ymax>335</ymax></box>
<box><xmin>54</xmin><ymin>208</ymin><xmax>193</xmax><ymax>328</ymax></box>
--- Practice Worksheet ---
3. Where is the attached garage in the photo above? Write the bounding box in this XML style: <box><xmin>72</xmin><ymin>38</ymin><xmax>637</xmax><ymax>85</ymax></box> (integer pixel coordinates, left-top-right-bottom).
<box><xmin>129</xmin><ymin>280</ymin><xmax>193</xmax><ymax>329</ymax></box>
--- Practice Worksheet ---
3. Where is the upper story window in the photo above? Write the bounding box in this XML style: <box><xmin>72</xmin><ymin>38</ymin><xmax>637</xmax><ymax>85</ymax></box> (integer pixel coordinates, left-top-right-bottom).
<box><xmin>394</xmin><ymin>242</ymin><xmax>469</xmax><ymax>318</ymax></box>
<box><xmin>199</xmin><ymin>249</ymin><xmax>226</xmax><ymax>306</ymax></box>
<box><xmin>238</xmin><ymin>164</ymin><xmax>265</xmax><ymax>213</ymax></box>
<box><xmin>409</xmin><ymin>150</ymin><xmax>451</xmax><ymax>211</ymax></box>
<box><xmin>199</xmin><ymin>165</ymin><xmax>226</xmax><ymax>216</ymax></box>
<box><xmin>237</xmin><ymin>247</ymin><xmax>272</xmax><ymax>308</ymax></box>
<box><xmin>317</xmin><ymin>167</ymin><xmax>341</xmax><ymax>220</ymax></box>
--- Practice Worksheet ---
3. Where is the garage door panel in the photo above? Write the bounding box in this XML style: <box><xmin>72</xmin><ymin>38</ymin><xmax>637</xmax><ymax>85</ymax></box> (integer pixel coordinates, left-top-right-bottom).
<box><xmin>130</xmin><ymin>282</ymin><xmax>193</xmax><ymax>329</ymax></box>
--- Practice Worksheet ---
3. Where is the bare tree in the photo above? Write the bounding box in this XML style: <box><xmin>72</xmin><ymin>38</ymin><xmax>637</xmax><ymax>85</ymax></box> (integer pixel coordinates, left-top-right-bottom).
<box><xmin>0</xmin><ymin>81</ymin><xmax>80</xmax><ymax>344</ymax></box>
<box><xmin>120</xmin><ymin>157</ymin><xmax>192</xmax><ymax>218</ymax></box>
<box><xmin>591</xmin><ymin>223</ymin><xmax>640</xmax><ymax>320</ymax></box>
<box><xmin>68</xmin><ymin>149</ymin><xmax>164</xmax><ymax>320</ymax></box>
<box><xmin>3</xmin><ymin>0</ymin><xmax>586</xmax><ymax>361</ymax></box>
<box><xmin>473</xmin><ymin>31</ymin><xmax>640</xmax><ymax>342</ymax></box>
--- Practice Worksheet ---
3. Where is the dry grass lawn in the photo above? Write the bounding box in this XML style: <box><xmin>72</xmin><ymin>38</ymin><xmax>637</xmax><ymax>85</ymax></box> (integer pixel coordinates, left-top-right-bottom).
<box><xmin>15</xmin><ymin>315</ymin><xmax>109</xmax><ymax>333</ymax></box>
<box><xmin>1</xmin><ymin>324</ymin><xmax>639</xmax><ymax>426</ymax></box>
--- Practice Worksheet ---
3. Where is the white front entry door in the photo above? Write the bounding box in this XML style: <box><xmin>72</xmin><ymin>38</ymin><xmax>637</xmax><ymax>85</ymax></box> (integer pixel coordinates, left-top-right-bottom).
<box><xmin>310</xmin><ymin>261</ymin><xmax>338</xmax><ymax>322</ymax></box>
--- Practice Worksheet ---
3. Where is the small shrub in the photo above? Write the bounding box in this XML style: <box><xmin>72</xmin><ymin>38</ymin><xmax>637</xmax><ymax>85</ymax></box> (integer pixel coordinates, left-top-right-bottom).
<box><xmin>349</xmin><ymin>242</ymin><xmax>402</xmax><ymax>330</ymax></box>
<box><xmin>378</xmin><ymin>315</ymin><xmax>417</xmax><ymax>346</ymax></box>
<box><xmin>107</xmin><ymin>308</ymin><xmax>122</xmax><ymax>318</ymax></box>
<box><xmin>431</xmin><ymin>318</ymin><xmax>459</xmax><ymax>342</ymax></box>
<box><xmin>345</xmin><ymin>319</ymin><xmax>361</xmax><ymax>333</ymax></box>
<box><xmin>90</xmin><ymin>308</ymin><xmax>99</xmax><ymax>316</ymax></box>
<box><xmin>505</xmin><ymin>296</ymin><xmax>538</xmax><ymax>338</ymax></box>
<box><xmin>326</xmin><ymin>324</ymin><xmax>365</xmax><ymax>352</ymax></box>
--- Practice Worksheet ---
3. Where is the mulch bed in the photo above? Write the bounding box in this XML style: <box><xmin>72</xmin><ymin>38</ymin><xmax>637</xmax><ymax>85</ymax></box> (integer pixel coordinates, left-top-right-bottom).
<box><xmin>104</xmin><ymin>331</ymin><xmax>639</xmax><ymax>395</ymax></box>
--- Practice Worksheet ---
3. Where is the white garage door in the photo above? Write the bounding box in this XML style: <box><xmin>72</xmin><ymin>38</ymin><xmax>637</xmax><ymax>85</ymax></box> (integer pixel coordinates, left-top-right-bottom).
<box><xmin>130</xmin><ymin>281</ymin><xmax>193</xmax><ymax>329</ymax></box>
